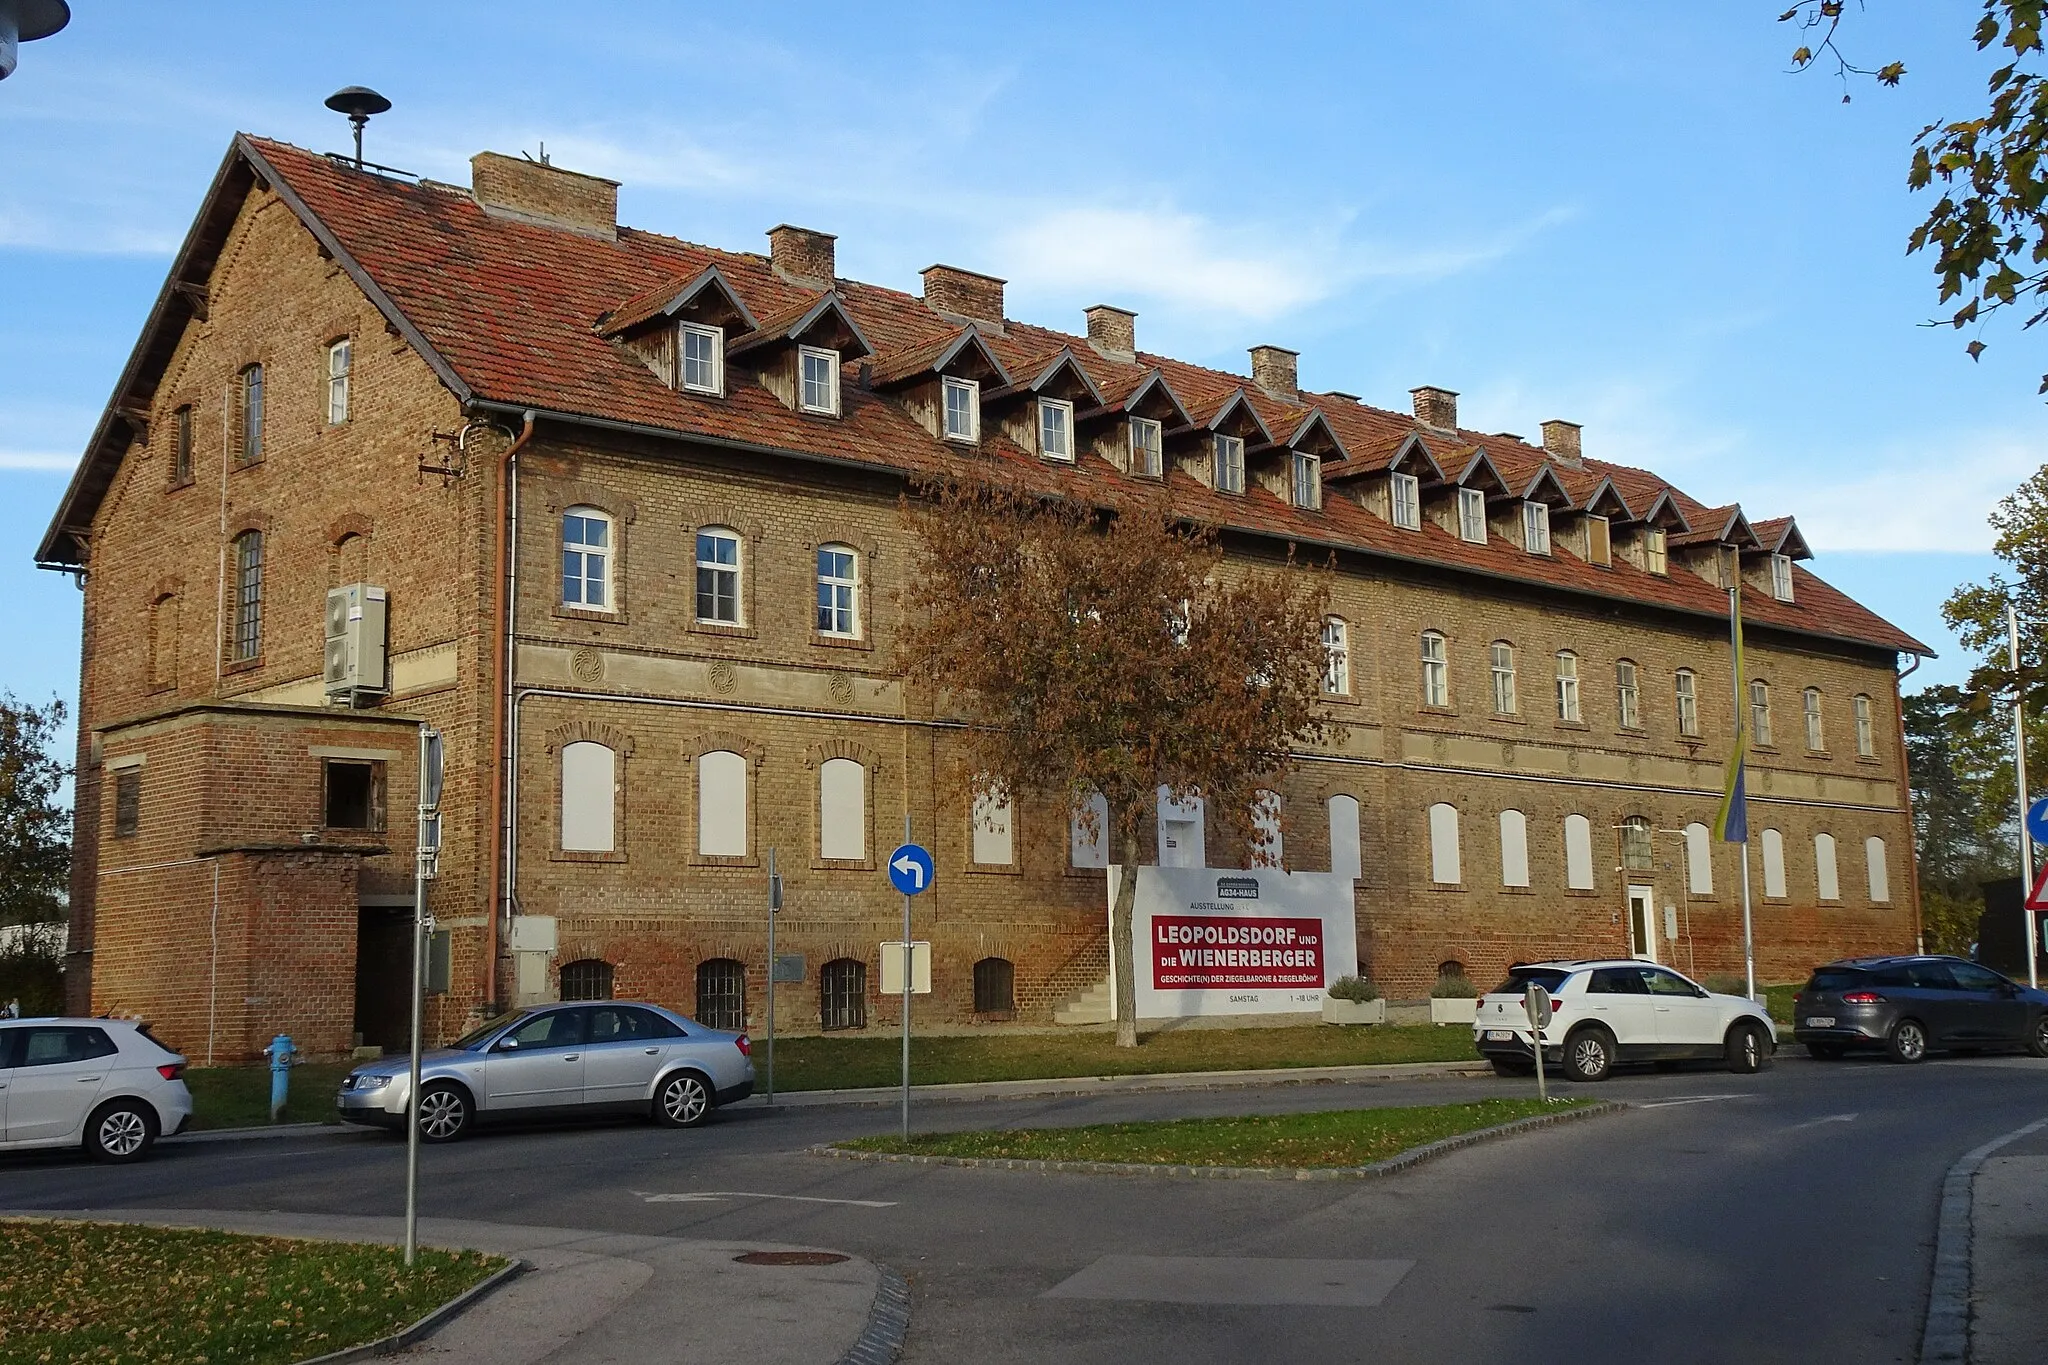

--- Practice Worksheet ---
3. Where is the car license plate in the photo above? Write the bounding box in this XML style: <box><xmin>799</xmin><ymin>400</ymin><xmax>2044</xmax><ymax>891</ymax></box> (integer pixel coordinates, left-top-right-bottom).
<box><xmin>1805</xmin><ymin>1016</ymin><xmax>1835</xmax><ymax>1028</ymax></box>
<box><xmin>1484</xmin><ymin>1029</ymin><xmax>1514</xmax><ymax>1042</ymax></box>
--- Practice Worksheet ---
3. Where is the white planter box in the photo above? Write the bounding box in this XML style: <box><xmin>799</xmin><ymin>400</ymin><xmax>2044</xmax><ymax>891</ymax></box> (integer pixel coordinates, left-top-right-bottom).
<box><xmin>1322</xmin><ymin>997</ymin><xmax>1386</xmax><ymax>1026</ymax></box>
<box><xmin>1430</xmin><ymin>997</ymin><xmax>1478</xmax><ymax>1026</ymax></box>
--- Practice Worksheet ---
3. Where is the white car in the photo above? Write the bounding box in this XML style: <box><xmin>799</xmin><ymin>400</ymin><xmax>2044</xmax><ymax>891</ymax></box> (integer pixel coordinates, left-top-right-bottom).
<box><xmin>0</xmin><ymin>1018</ymin><xmax>193</xmax><ymax>1161</ymax></box>
<box><xmin>1472</xmin><ymin>960</ymin><xmax>1776</xmax><ymax>1082</ymax></box>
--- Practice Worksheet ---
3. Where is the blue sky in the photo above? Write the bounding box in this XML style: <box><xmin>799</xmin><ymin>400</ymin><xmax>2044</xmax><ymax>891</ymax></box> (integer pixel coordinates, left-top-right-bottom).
<box><xmin>3</xmin><ymin>2</ymin><xmax>2039</xmax><ymax>734</ymax></box>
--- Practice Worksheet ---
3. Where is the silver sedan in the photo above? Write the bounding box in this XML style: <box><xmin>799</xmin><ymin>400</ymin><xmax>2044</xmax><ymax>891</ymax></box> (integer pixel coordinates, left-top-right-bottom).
<box><xmin>336</xmin><ymin>1001</ymin><xmax>754</xmax><ymax>1142</ymax></box>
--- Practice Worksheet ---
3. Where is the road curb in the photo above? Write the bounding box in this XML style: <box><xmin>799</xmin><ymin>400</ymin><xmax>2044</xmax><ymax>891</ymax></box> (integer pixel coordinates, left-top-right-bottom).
<box><xmin>1919</xmin><ymin>1112</ymin><xmax>2048</xmax><ymax>1365</ymax></box>
<box><xmin>836</xmin><ymin>1263</ymin><xmax>911</xmax><ymax>1365</ymax></box>
<box><xmin>751</xmin><ymin>1058</ymin><xmax>1495</xmax><ymax>1109</ymax></box>
<box><xmin>811</xmin><ymin>1099</ymin><xmax>1625</xmax><ymax>1181</ymax></box>
<box><xmin>169</xmin><ymin>1121</ymin><xmax>361</xmax><ymax>1145</ymax></box>
<box><xmin>295</xmin><ymin>1256</ymin><xmax>526</xmax><ymax>1364</ymax></box>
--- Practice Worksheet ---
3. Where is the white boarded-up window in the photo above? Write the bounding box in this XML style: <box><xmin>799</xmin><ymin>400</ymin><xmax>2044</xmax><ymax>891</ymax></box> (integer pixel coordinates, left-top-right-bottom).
<box><xmin>1157</xmin><ymin>786</ymin><xmax>1205</xmax><ymax>868</ymax></box>
<box><xmin>1762</xmin><ymin>828</ymin><xmax>1787</xmax><ymax>898</ymax></box>
<box><xmin>1866</xmin><ymin>837</ymin><xmax>1890</xmax><ymax>902</ymax></box>
<box><xmin>1564</xmin><ymin>814</ymin><xmax>1595</xmax><ymax>890</ymax></box>
<box><xmin>697</xmin><ymin>750</ymin><xmax>747</xmax><ymax>857</ymax></box>
<box><xmin>1328</xmin><ymin>795</ymin><xmax>1362</xmax><ymax>880</ymax></box>
<box><xmin>1251</xmin><ymin>790</ymin><xmax>1283</xmax><ymax>868</ymax></box>
<box><xmin>1815</xmin><ymin>832</ymin><xmax>1840</xmax><ymax>901</ymax></box>
<box><xmin>819</xmin><ymin>758</ymin><xmax>866</xmax><ymax>861</ymax></box>
<box><xmin>1499</xmin><ymin>809</ymin><xmax>1529</xmax><ymax>888</ymax></box>
<box><xmin>561</xmin><ymin>741</ymin><xmax>616</xmax><ymax>852</ymax></box>
<box><xmin>1683</xmin><ymin>822</ymin><xmax>1713</xmax><ymax>895</ymax></box>
<box><xmin>1428</xmin><ymin>803</ymin><xmax>1461</xmax><ymax>885</ymax></box>
<box><xmin>1071</xmin><ymin>791</ymin><xmax>1110</xmax><ymax>868</ymax></box>
<box><xmin>972</xmin><ymin>790</ymin><xmax>1014</xmax><ymax>866</ymax></box>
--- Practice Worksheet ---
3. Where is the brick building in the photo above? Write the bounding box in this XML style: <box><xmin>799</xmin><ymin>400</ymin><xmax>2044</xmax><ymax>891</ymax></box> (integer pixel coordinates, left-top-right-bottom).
<box><xmin>36</xmin><ymin>134</ymin><xmax>1931</xmax><ymax>1062</ymax></box>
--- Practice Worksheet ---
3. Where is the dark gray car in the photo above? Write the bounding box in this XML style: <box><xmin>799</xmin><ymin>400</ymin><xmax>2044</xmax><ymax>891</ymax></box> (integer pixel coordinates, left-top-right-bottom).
<box><xmin>1793</xmin><ymin>955</ymin><xmax>2048</xmax><ymax>1063</ymax></box>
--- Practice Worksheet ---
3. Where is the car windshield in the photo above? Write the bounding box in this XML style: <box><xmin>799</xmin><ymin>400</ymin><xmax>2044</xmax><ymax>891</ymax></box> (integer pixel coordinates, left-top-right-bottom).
<box><xmin>1491</xmin><ymin>967</ymin><xmax>1571</xmax><ymax>997</ymax></box>
<box><xmin>450</xmin><ymin>1010</ymin><xmax>527</xmax><ymax>1051</ymax></box>
<box><xmin>1808</xmin><ymin>968</ymin><xmax>1867</xmax><ymax>993</ymax></box>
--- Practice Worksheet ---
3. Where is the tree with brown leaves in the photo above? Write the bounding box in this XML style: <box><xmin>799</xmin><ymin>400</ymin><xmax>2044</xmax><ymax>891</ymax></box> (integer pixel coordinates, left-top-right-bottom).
<box><xmin>896</xmin><ymin>479</ymin><xmax>1340</xmax><ymax>1046</ymax></box>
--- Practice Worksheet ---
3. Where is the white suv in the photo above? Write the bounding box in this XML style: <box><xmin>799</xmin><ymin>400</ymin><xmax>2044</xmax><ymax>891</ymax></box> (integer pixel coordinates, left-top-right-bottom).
<box><xmin>0</xmin><ymin>1018</ymin><xmax>193</xmax><ymax>1161</ymax></box>
<box><xmin>1473</xmin><ymin>960</ymin><xmax>1776</xmax><ymax>1082</ymax></box>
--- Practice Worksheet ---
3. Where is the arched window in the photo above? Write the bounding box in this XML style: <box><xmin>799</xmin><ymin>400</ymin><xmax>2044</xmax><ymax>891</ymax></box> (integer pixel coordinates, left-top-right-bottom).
<box><xmin>1683</xmin><ymin>822</ymin><xmax>1713</xmax><ymax>895</ymax></box>
<box><xmin>560</xmin><ymin>959</ymin><xmax>614</xmax><ymax>1001</ymax></box>
<box><xmin>1750</xmin><ymin>679</ymin><xmax>1774</xmax><ymax>747</ymax></box>
<box><xmin>1620</xmin><ymin>816</ymin><xmax>1653</xmax><ymax>872</ymax></box>
<box><xmin>561</xmin><ymin>507</ymin><xmax>612</xmax><ymax>609</ymax></box>
<box><xmin>1555</xmin><ymin>651</ymin><xmax>1582</xmax><ymax>722</ymax></box>
<box><xmin>230</xmin><ymin>530</ymin><xmax>263</xmax><ymax>661</ymax></box>
<box><xmin>820</xmin><ymin>958</ymin><xmax>866</xmax><ymax>1030</ymax></box>
<box><xmin>819</xmin><ymin>757</ymin><xmax>866</xmax><ymax>860</ymax></box>
<box><xmin>1761</xmin><ymin>828</ymin><xmax>1787</xmax><ymax>898</ymax></box>
<box><xmin>1866</xmin><ymin>837</ymin><xmax>1891</xmax><ymax>902</ymax></box>
<box><xmin>971</xmin><ymin>788</ymin><xmax>1014</xmax><ymax>866</ymax></box>
<box><xmin>1250</xmin><ymin>789</ymin><xmax>1283</xmax><ymax>868</ymax></box>
<box><xmin>973</xmin><ymin>957</ymin><xmax>1015</xmax><ymax>1014</ymax></box>
<box><xmin>696</xmin><ymin>526</ymin><xmax>742</xmax><ymax>623</ymax></box>
<box><xmin>1804</xmin><ymin>688</ymin><xmax>1825</xmax><ymax>751</ymax></box>
<box><xmin>561</xmin><ymin>741</ymin><xmax>617</xmax><ymax>852</ymax></box>
<box><xmin>1157</xmin><ymin>786</ymin><xmax>1205</xmax><ymax>868</ymax></box>
<box><xmin>697</xmin><ymin>750</ymin><xmax>747</xmax><ymax>857</ymax></box>
<box><xmin>1490</xmin><ymin>642</ymin><xmax>1517</xmax><ymax>715</ymax></box>
<box><xmin>1328</xmin><ymin>794</ymin><xmax>1362</xmax><ymax>880</ymax></box>
<box><xmin>695</xmin><ymin>958</ymin><xmax>745</xmax><ymax>1030</ymax></box>
<box><xmin>1499</xmin><ymin>809</ymin><xmax>1530</xmax><ymax>887</ymax></box>
<box><xmin>1428</xmin><ymin>802</ymin><xmax>1461</xmax><ymax>884</ymax></box>
<box><xmin>1564</xmin><ymin>814</ymin><xmax>1595</xmax><ymax>890</ymax></box>
<box><xmin>1815</xmin><ymin>832</ymin><xmax>1840</xmax><ymax>900</ymax></box>
<box><xmin>1070</xmin><ymin>791</ymin><xmax>1109</xmax><ymax>868</ymax></box>
<box><xmin>1854</xmin><ymin>694</ymin><xmax>1876</xmax><ymax>757</ymax></box>
<box><xmin>1675</xmin><ymin>669</ymin><xmax>1700</xmax><ymax>736</ymax></box>
<box><xmin>1321</xmin><ymin>617</ymin><xmax>1350</xmax><ymax>695</ymax></box>
<box><xmin>238</xmin><ymin>363</ymin><xmax>264</xmax><ymax>464</ymax></box>
<box><xmin>1421</xmin><ymin>631</ymin><xmax>1449</xmax><ymax>707</ymax></box>
<box><xmin>817</xmin><ymin>544</ymin><xmax>859</xmax><ymax>637</ymax></box>
<box><xmin>1616</xmin><ymin>659</ymin><xmax>1641</xmax><ymax>729</ymax></box>
<box><xmin>149</xmin><ymin>593</ymin><xmax>179</xmax><ymax>691</ymax></box>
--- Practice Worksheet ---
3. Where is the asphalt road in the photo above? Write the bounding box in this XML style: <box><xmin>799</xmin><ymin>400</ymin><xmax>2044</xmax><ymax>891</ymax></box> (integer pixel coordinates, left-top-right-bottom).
<box><xmin>7</xmin><ymin>1053</ymin><xmax>2048</xmax><ymax>1364</ymax></box>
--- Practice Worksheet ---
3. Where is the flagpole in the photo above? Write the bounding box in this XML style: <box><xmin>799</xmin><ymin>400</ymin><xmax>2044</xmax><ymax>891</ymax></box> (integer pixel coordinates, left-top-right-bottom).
<box><xmin>1728</xmin><ymin>580</ymin><xmax>1756</xmax><ymax>1002</ymax></box>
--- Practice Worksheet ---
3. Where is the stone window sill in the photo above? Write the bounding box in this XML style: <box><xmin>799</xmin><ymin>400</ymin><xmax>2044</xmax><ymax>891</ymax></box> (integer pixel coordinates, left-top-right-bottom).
<box><xmin>813</xmin><ymin>856</ymin><xmax>875</xmax><ymax>872</ymax></box>
<box><xmin>691</xmin><ymin>620</ymin><xmax>758</xmax><ymax>641</ymax></box>
<box><xmin>223</xmin><ymin>655</ymin><xmax>263</xmax><ymax>676</ymax></box>
<box><xmin>966</xmin><ymin>862</ymin><xmax>1023</xmax><ymax>876</ymax></box>
<box><xmin>690</xmin><ymin>853</ymin><xmax>759</xmax><ymax>869</ymax></box>
<box><xmin>554</xmin><ymin>604</ymin><xmax>623</xmax><ymax>626</ymax></box>
<box><xmin>551</xmin><ymin>848</ymin><xmax>626</xmax><ymax>864</ymax></box>
<box><xmin>811</xmin><ymin>633</ymin><xmax>872</xmax><ymax>652</ymax></box>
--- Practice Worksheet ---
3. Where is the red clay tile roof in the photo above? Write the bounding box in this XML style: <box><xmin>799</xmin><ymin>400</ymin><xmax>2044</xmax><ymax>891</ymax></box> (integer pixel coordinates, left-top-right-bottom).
<box><xmin>39</xmin><ymin>134</ymin><xmax>1933</xmax><ymax>658</ymax></box>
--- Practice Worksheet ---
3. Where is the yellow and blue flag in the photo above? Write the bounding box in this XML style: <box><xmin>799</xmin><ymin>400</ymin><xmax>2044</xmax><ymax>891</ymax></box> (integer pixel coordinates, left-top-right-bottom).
<box><xmin>1715</xmin><ymin>583</ymin><xmax>1748</xmax><ymax>843</ymax></box>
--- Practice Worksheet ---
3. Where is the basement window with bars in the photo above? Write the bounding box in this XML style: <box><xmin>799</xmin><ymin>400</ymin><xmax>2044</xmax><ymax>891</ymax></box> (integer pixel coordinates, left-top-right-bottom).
<box><xmin>323</xmin><ymin>759</ymin><xmax>385</xmax><ymax>831</ymax></box>
<box><xmin>973</xmin><ymin>957</ymin><xmax>1015</xmax><ymax>1014</ymax></box>
<box><xmin>696</xmin><ymin>958</ymin><xmax>746</xmax><ymax>1030</ymax></box>
<box><xmin>820</xmin><ymin>958</ymin><xmax>866</xmax><ymax>1030</ymax></box>
<box><xmin>560</xmin><ymin>959</ymin><xmax>615</xmax><ymax>1002</ymax></box>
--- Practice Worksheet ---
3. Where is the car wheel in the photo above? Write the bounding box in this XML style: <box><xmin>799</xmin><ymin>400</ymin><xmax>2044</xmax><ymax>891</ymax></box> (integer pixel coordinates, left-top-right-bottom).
<box><xmin>1490</xmin><ymin>1057</ymin><xmax>1535</xmax><ymax>1078</ymax></box>
<box><xmin>1805</xmin><ymin>1042</ymin><xmax>1846</xmax><ymax>1060</ymax></box>
<box><xmin>1725</xmin><ymin>1022</ymin><xmax>1769</xmax><ymax>1075</ymax></box>
<box><xmin>1562</xmin><ymin>1027</ymin><xmax>1615</xmax><ymax>1083</ymax></box>
<box><xmin>2026</xmin><ymin>1014</ymin><xmax>2048</xmax><ymax>1060</ymax></box>
<box><xmin>654</xmin><ymin>1071</ymin><xmax>713</xmax><ymax>1128</ymax></box>
<box><xmin>85</xmin><ymin>1099</ymin><xmax>157</xmax><ymax>1163</ymax></box>
<box><xmin>1887</xmin><ymin>1018</ymin><xmax>1929</xmax><ymax>1065</ymax></box>
<box><xmin>416</xmin><ymin>1083</ymin><xmax>471</xmax><ymax>1143</ymax></box>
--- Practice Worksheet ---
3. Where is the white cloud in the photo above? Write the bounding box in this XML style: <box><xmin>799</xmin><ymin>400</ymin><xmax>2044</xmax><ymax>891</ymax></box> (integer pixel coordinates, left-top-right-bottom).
<box><xmin>1739</xmin><ymin>434</ymin><xmax>2041</xmax><ymax>554</ymax></box>
<box><xmin>0</xmin><ymin>450</ymin><xmax>79</xmax><ymax>472</ymax></box>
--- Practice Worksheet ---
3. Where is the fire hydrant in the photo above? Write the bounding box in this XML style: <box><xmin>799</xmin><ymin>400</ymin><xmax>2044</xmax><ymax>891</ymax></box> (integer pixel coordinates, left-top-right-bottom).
<box><xmin>264</xmin><ymin>1034</ymin><xmax>297</xmax><ymax>1123</ymax></box>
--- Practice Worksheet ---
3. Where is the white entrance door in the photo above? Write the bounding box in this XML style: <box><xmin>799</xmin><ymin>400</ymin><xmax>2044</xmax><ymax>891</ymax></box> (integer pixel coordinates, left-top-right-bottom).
<box><xmin>1627</xmin><ymin>885</ymin><xmax>1657</xmax><ymax>962</ymax></box>
<box><xmin>1156</xmin><ymin>787</ymin><xmax>1204</xmax><ymax>868</ymax></box>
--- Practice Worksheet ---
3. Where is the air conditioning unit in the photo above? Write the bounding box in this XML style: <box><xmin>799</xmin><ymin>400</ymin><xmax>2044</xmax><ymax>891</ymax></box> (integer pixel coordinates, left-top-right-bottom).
<box><xmin>324</xmin><ymin>583</ymin><xmax>388</xmax><ymax>703</ymax></box>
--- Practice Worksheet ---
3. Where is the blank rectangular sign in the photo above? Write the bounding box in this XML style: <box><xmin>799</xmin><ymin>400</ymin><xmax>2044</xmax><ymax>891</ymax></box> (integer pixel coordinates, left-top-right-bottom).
<box><xmin>878</xmin><ymin>940</ymin><xmax>931</xmax><ymax>995</ymax></box>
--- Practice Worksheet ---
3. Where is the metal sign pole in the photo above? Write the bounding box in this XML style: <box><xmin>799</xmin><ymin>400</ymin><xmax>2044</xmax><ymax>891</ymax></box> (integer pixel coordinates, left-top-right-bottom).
<box><xmin>1524</xmin><ymin>984</ymin><xmax>1551</xmax><ymax>1106</ymax></box>
<box><xmin>403</xmin><ymin>723</ymin><xmax>437</xmax><ymax>1269</ymax></box>
<box><xmin>901</xmin><ymin>815</ymin><xmax>912</xmax><ymax>1143</ymax></box>
<box><xmin>2011</xmin><ymin>604</ymin><xmax>2039</xmax><ymax>989</ymax></box>
<box><xmin>765</xmin><ymin>847</ymin><xmax>777</xmax><ymax>1107</ymax></box>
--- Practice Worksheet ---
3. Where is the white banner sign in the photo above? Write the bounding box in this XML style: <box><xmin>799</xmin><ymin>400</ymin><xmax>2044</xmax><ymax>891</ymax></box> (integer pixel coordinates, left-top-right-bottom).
<box><xmin>1108</xmin><ymin>866</ymin><xmax>1358</xmax><ymax>1018</ymax></box>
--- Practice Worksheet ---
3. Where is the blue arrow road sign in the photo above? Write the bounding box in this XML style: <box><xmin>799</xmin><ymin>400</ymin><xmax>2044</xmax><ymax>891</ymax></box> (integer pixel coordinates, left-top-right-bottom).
<box><xmin>2029</xmin><ymin>797</ymin><xmax>2048</xmax><ymax>847</ymax></box>
<box><xmin>888</xmin><ymin>843</ymin><xmax>934</xmax><ymax>896</ymax></box>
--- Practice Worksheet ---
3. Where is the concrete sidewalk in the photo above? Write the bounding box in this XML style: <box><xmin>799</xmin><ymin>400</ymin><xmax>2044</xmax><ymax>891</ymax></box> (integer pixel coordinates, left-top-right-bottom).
<box><xmin>6</xmin><ymin>1209</ymin><xmax>902</xmax><ymax>1365</ymax></box>
<box><xmin>1970</xmin><ymin>1154</ymin><xmax>2048</xmax><ymax>1365</ymax></box>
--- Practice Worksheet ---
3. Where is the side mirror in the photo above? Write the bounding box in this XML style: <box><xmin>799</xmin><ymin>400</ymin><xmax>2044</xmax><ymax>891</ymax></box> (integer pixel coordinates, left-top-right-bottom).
<box><xmin>1696</xmin><ymin>987</ymin><xmax>1710</xmax><ymax>999</ymax></box>
<box><xmin>494</xmin><ymin>1037</ymin><xmax>521</xmax><ymax>1052</ymax></box>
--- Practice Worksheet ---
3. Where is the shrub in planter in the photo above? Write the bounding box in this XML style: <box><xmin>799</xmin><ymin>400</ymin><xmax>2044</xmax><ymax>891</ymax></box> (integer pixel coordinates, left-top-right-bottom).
<box><xmin>1326</xmin><ymin>974</ymin><xmax>1380</xmax><ymax>1002</ymax></box>
<box><xmin>1429</xmin><ymin>971</ymin><xmax>1477</xmax><ymax>999</ymax></box>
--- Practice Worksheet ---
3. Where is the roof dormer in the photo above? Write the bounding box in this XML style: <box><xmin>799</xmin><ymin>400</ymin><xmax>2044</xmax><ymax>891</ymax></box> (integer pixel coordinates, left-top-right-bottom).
<box><xmin>600</xmin><ymin>264</ymin><xmax>760</xmax><ymax>393</ymax></box>
<box><xmin>723</xmin><ymin>292</ymin><xmax>873</xmax><ymax>416</ymax></box>
<box><xmin>1744</xmin><ymin>516</ymin><xmax>1812</xmax><ymax>602</ymax></box>
<box><xmin>1081</xmin><ymin>369</ymin><xmax>1194</xmax><ymax>476</ymax></box>
<box><xmin>1171</xmin><ymin>388</ymin><xmax>1273</xmax><ymax>495</ymax></box>
<box><xmin>871</xmin><ymin>324</ymin><xmax>1011</xmax><ymax>445</ymax></box>
<box><xmin>984</xmin><ymin>347</ymin><xmax>1108</xmax><ymax>463</ymax></box>
<box><xmin>1560</xmin><ymin>477</ymin><xmax>1632</xmax><ymax>568</ymax></box>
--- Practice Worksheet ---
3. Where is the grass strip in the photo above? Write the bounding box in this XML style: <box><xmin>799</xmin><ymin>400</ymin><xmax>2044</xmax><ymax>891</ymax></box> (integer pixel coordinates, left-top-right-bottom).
<box><xmin>769</xmin><ymin>1023</ymin><xmax>1480</xmax><ymax>1092</ymax></box>
<box><xmin>840</xmin><ymin>1096</ymin><xmax>1593</xmax><ymax>1170</ymax></box>
<box><xmin>182</xmin><ymin>1063</ymin><xmax>355</xmax><ymax>1130</ymax></box>
<box><xmin>0</xmin><ymin>1220</ymin><xmax>503</xmax><ymax>1365</ymax></box>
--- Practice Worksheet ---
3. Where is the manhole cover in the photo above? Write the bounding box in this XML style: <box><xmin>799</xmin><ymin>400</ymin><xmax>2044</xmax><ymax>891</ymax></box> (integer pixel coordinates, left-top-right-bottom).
<box><xmin>734</xmin><ymin>1251</ymin><xmax>849</xmax><ymax>1266</ymax></box>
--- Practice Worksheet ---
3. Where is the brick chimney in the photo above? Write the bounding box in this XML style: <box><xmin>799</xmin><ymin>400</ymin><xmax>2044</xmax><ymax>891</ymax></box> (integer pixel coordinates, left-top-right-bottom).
<box><xmin>1541</xmin><ymin>419</ymin><xmax>1583</xmax><ymax>468</ymax></box>
<box><xmin>1085</xmin><ymin>305</ymin><xmax>1136</xmax><ymax>360</ymax></box>
<box><xmin>1410</xmin><ymin>385</ymin><xmax>1459</xmax><ymax>431</ymax></box>
<box><xmin>1250</xmin><ymin>345</ymin><xmax>1299</xmax><ymax>401</ymax></box>
<box><xmin>768</xmin><ymin>224</ymin><xmax>836</xmax><ymax>288</ymax></box>
<box><xmin>470</xmin><ymin>151</ymin><xmax>618</xmax><ymax>240</ymax></box>
<box><xmin>922</xmin><ymin>265</ymin><xmax>1006</xmax><ymax>327</ymax></box>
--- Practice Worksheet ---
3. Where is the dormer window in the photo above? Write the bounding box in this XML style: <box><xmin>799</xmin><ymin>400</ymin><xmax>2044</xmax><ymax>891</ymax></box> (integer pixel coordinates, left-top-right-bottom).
<box><xmin>1391</xmin><ymin>472</ymin><xmax>1421</xmax><ymax>530</ymax></box>
<box><xmin>943</xmin><ymin>377</ymin><xmax>980</xmax><ymax>442</ymax></box>
<box><xmin>1645</xmin><ymin>528</ymin><xmax>1668</xmax><ymax>576</ymax></box>
<box><xmin>1522</xmin><ymin>502</ymin><xmax>1551</xmax><ymax>555</ymax></box>
<box><xmin>1039</xmin><ymin>398</ymin><xmax>1074</xmax><ymax>462</ymax></box>
<box><xmin>1457</xmin><ymin>488</ymin><xmax>1486</xmax><ymax>543</ymax></box>
<box><xmin>1770</xmin><ymin>552</ymin><xmax>1794</xmax><ymax>602</ymax></box>
<box><xmin>679</xmin><ymin>322</ymin><xmax>723</xmax><ymax>395</ymax></box>
<box><xmin>1586</xmin><ymin>514</ymin><xmax>1611</xmax><ymax>567</ymax></box>
<box><xmin>1130</xmin><ymin>417</ymin><xmax>1163</xmax><ymax>477</ymax></box>
<box><xmin>799</xmin><ymin>345</ymin><xmax>840</xmax><ymax>415</ymax></box>
<box><xmin>1291</xmin><ymin>452</ymin><xmax>1321</xmax><ymax>510</ymax></box>
<box><xmin>1214</xmin><ymin>433</ymin><xmax>1245</xmax><ymax>493</ymax></box>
